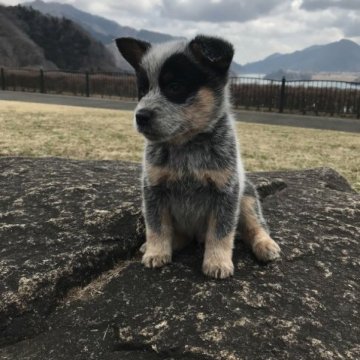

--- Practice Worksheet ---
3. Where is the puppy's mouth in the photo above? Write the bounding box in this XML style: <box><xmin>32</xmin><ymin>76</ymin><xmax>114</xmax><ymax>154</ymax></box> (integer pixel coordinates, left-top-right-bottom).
<box><xmin>134</xmin><ymin>111</ymin><xmax>183</xmax><ymax>143</ymax></box>
<box><xmin>136</xmin><ymin>125</ymin><xmax>163</xmax><ymax>141</ymax></box>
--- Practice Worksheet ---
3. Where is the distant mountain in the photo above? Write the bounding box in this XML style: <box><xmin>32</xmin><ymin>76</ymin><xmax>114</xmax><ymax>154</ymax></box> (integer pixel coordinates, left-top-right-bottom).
<box><xmin>0</xmin><ymin>5</ymin><xmax>116</xmax><ymax>71</ymax></box>
<box><xmin>26</xmin><ymin>0</ymin><xmax>183</xmax><ymax>45</ymax></box>
<box><xmin>26</xmin><ymin>0</ymin><xmax>243</xmax><ymax>73</ymax></box>
<box><xmin>230</xmin><ymin>62</ymin><xmax>242</xmax><ymax>74</ymax></box>
<box><xmin>264</xmin><ymin>69</ymin><xmax>311</xmax><ymax>81</ymax></box>
<box><xmin>25</xmin><ymin>0</ymin><xmax>186</xmax><ymax>72</ymax></box>
<box><xmin>241</xmin><ymin>39</ymin><xmax>360</xmax><ymax>73</ymax></box>
<box><xmin>106</xmin><ymin>43</ymin><xmax>133</xmax><ymax>72</ymax></box>
<box><xmin>0</xmin><ymin>6</ymin><xmax>56</xmax><ymax>68</ymax></box>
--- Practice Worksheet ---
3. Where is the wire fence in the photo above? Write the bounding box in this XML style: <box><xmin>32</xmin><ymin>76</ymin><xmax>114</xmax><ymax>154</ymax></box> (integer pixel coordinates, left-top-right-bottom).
<box><xmin>230</xmin><ymin>77</ymin><xmax>360</xmax><ymax>118</ymax></box>
<box><xmin>1</xmin><ymin>67</ymin><xmax>360</xmax><ymax>118</ymax></box>
<box><xmin>0</xmin><ymin>68</ymin><xmax>137</xmax><ymax>99</ymax></box>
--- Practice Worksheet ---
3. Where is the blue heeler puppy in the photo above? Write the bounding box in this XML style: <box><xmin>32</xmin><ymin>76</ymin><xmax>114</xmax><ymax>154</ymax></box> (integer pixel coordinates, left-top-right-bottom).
<box><xmin>116</xmin><ymin>35</ymin><xmax>281</xmax><ymax>278</ymax></box>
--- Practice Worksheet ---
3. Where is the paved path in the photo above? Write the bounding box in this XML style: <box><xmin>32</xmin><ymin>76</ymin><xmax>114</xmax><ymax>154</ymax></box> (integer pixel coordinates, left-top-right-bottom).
<box><xmin>1</xmin><ymin>90</ymin><xmax>359</xmax><ymax>133</ymax></box>
<box><xmin>0</xmin><ymin>91</ymin><xmax>137</xmax><ymax>111</ymax></box>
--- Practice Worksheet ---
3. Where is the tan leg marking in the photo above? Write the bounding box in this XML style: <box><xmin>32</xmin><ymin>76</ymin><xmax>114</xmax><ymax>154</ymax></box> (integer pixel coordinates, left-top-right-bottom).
<box><xmin>139</xmin><ymin>242</ymin><xmax>146</xmax><ymax>253</ymax></box>
<box><xmin>202</xmin><ymin>215</ymin><xmax>235</xmax><ymax>279</ymax></box>
<box><xmin>141</xmin><ymin>229</ymin><xmax>191</xmax><ymax>254</ymax></box>
<box><xmin>142</xmin><ymin>210</ymin><xmax>173</xmax><ymax>268</ymax></box>
<box><xmin>240</xmin><ymin>196</ymin><xmax>281</xmax><ymax>262</ymax></box>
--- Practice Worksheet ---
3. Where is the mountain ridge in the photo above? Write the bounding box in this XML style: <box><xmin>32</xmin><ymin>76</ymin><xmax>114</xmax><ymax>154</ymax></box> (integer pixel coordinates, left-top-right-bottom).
<box><xmin>25</xmin><ymin>0</ymin><xmax>243</xmax><ymax>73</ymax></box>
<box><xmin>3</xmin><ymin>1</ymin><xmax>360</xmax><ymax>74</ymax></box>
<box><xmin>26</xmin><ymin>0</ymin><xmax>183</xmax><ymax>45</ymax></box>
<box><xmin>0</xmin><ymin>5</ymin><xmax>116</xmax><ymax>71</ymax></box>
<box><xmin>241</xmin><ymin>39</ymin><xmax>360</xmax><ymax>73</ymax></box>
<box><xmin>0</xmin><ymin>6</ymin><xmax>56</xmax><ymax>69</ymax></box>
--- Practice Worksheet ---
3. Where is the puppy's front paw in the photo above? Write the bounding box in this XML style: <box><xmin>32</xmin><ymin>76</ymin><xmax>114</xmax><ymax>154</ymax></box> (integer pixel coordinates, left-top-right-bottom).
<box><xmin>253</xmin><ymin>237</ymin><xmax>281</xmax><ymax>262</ymax></box>
<box><xmin>202</xmin><ymin>258</ymin><xmax>234</xmax><ymax>279</ymax></box>
<box><xmin>142</xmin><ymin>252</ymin><xmax>171</xmax><ymax>268</ymax></box>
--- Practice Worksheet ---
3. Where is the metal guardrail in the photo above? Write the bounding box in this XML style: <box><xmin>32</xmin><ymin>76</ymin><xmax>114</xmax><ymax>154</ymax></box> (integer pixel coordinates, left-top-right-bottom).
<box><xmin>1</xmin><ymin>67</ymin><xmax>360</xmax><ymax>118</ymax></box>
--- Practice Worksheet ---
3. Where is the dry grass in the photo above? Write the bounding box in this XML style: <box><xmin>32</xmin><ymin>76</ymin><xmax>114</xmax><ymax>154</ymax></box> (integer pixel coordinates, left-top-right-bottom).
<box><xmin>0</xmin><ymin>101</ymin><xmax>144</xmax><ymax>161</ymax></box>
<box><xmin>1</xmin><ymin>100</ymin><xmax>359</xmax><ymax>191</ymax></box>
<box><xmin>238</xmin><ymin>122</ymin><xmax>359</xmax><ymax>192</ymax></box>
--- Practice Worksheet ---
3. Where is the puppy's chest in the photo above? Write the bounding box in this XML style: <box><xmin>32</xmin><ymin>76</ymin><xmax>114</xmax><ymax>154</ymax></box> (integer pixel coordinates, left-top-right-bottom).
<box><xmin>145</xmin><ymin>150</ymin><xmax>232</xmax><ymax>189</ymax></box>
<box><xmin>144</xmin><ymin>146</ymin><xmax>236</xmax><ymax>234</ymax></box>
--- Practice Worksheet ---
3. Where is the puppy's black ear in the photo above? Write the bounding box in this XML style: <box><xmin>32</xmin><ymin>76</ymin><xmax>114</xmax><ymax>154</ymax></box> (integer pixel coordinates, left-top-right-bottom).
<box><xmin>115</xmin><ymin>37</ymin><xmax>151</xmax><ymax>70</ymax></box>
<box><xmin>189</xmin><ymin>35</ymin><xmax>234</xmax><ymax>73</ymax></box>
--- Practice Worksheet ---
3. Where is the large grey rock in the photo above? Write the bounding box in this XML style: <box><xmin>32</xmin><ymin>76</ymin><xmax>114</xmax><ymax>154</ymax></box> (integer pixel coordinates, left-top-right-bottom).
<box><xmin>0</xmin><ymin>158</ymin><xmax>144</xmax><ymax>346</ymax></box>
<box><xmin>0</xmin><ymin>158</ymin><xmax>359</xmax><ymax>360</ymax></box>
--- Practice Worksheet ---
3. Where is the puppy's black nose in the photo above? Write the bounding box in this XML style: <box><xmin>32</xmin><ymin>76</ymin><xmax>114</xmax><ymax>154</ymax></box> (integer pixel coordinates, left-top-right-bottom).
<box><xmin>136</xmin><ymin>109</ymin><xmax>154</xmax><ymax>127</ymax></box>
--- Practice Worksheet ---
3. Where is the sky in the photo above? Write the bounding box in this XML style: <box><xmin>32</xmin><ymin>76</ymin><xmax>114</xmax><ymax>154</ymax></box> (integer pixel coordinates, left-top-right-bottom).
<box><xmin>2</xmin><ymin>0</ymin><xmax>360</xmax><ymax>64</ymax></box>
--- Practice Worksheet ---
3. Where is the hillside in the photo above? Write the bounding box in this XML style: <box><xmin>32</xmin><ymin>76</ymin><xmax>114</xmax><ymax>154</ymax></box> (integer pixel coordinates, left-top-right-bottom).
<box><xmin>26</xmin><ymin>0</ymin><xmax>243</xmax><ymax>73</ymax></box>
<box><xmin>241</xmin><ymin>39</ymin><xmax>360</xmax><ymax>73</ymax></box>
<box><xmin>27</xmin><ymin>0</ymin><xmax>183</xmax><ymax>44</ymax></box>
<box><xmin>0</xmin><ymin>5</ymin><xmax>116</xmax><ymax>71</ymax></box>
<box><xmin>25</xmin><ymin>0</ymin><xmax>185</xmax><ymax>73</ymax></box>
<box><xmin>0</xmin><ymin>6</ymin><xmax>56</xmax><ymax>69</ymax></box>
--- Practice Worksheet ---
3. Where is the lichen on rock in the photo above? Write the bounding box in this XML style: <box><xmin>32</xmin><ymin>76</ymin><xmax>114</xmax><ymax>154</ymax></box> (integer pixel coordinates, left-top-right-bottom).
<box><xmin>0</xmin><ymin>158</ymin><xmax>359</xmax><ymax>359</ymax></box>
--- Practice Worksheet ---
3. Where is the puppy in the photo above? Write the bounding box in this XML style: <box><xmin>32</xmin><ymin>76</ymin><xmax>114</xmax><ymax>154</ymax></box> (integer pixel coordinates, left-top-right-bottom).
<box><xmin>116</xmin><ymin>35</ymin><xmax>280</xmax><ymax>278</ymax></box>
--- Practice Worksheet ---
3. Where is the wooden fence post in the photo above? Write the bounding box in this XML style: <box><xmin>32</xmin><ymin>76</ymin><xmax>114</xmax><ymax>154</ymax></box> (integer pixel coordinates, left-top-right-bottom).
<box><xmin>1</xmin><ymin>68</ymin><xmax>5</xmax><ymax>90</ymax></box>
<box><xmin>85</xmin><ymin>71</ymin><xmax>90</xmax><ymax>97</ymax></box>
<box><xmin>279</xmin><ymin>76</ymin><xmax>286</xmax><ymax>113</ymax></box>
<box><xmin>40</xmin><ymin>69</ymin><xmax>45</xmax><ymax>93</ymax></box>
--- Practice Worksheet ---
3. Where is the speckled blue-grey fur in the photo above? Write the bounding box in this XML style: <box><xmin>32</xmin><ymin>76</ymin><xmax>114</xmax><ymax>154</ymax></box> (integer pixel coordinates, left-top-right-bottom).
<box><xmin>116</xmin><ymin>35</ymin><xmax>281</xmax><ymax>278</ymax></box>
<box><xmin>144</xmin><ymin>114</ymin><xmax>242</xmax><ymax>239</ymax></box>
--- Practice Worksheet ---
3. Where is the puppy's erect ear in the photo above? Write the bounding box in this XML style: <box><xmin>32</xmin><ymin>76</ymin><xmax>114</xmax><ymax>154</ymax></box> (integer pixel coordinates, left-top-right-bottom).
<box><xmin>115</xmin><ymin>37</ymin><xmax>151</xmax><ymax>70</ymax></box>
<box><xmin>189</xmin><ymin>35</ymin><xmax>234</xmax><ymax>73</ymax></box>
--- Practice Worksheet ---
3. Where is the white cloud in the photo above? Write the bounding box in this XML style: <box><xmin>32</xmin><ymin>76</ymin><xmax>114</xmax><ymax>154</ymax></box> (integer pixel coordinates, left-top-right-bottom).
<box><xmin>0</xmin><ymin>0</ymin><xmax>22</xmax><ymax>4</ymax></box>
<box><xmin>160</xmin><ymin>0</ymin><xmax>284</xmax><ymax>22</ymax></box>
<box><xmin>301</xmin><ymin>0</ymin><xmax>360</xmax><ymax>11</ymax></box>
<box><xmin>1</xmin><ymin>0</ymin><xmax>359</xmax><ymax>63</ymax></box>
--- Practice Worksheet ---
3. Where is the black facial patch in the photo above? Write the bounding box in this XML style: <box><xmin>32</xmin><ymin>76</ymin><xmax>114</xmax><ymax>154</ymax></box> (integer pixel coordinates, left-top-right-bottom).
<box><xmin>136</xmin><ymin>68</ymin><xmax>150</xmax><ymax>100</ymax></box>
<box><xmin>159</xmin><ymin>54</ymin><xmax>208</xmax><ymax>104</ymax></box>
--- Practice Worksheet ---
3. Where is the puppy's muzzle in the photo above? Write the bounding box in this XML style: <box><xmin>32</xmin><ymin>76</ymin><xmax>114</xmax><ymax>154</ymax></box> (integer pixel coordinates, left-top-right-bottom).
<box><xmin>136</xmin><ymin>109</ymin><xmax>154</xmax><ymax>128</ymax></box>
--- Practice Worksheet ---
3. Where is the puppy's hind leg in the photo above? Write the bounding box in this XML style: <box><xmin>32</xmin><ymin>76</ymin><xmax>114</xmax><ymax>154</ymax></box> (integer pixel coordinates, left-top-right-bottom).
<box><xmin>239</xmin><ymin>182</ymin><xmax>281</xmax><ymax>262</ymax></box>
